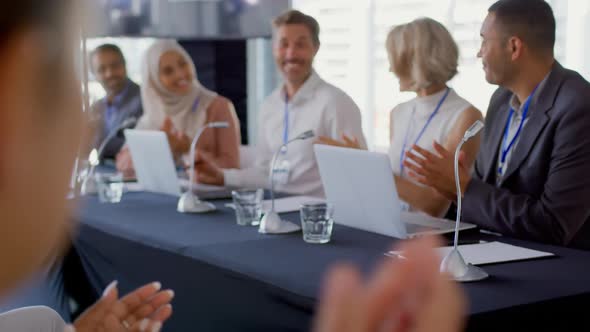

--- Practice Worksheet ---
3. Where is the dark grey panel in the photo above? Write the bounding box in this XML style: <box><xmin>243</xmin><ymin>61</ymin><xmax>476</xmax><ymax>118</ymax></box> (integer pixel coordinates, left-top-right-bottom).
<box><xmin>86</xmin><ymin>0</ymin><xmax>290</xmax><ymax>39</ymax></box>
<box><xmin>179</xmin><ymin>40</ymin><xmax>249</xmax><ymax>144</ymax></box>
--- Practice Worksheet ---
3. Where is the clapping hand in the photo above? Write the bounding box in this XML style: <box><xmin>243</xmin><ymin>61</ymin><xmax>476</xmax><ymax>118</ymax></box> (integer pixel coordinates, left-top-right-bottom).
<box><xmin>69</xmin><ymin>281</ymin><xmax>174</xmax><ymax>332</ymax></box>
<box><xmin>115</xmin><ymin>146</ymin><xmax>135</xmax><ymax>178</ymax></box>
<box><xmin>403</xmin><ymin>141</ymin><xmax>472</xmax><ymax>200</ymax></box>
<box><xmin>313</xmin><ymin>236</ymin><xmax>465</xmax><ymax>332</ymax></box>
<box><xmin>160</xmin><ymin>117</ymin><xmax>191</xmax><ymax>157</ymax></box>
<box><xmin>192</xmin><ymin>151</ymin><xmax>224</xmax><ymax>186</ymax></box>
<box><xmin>316</xmin><ymin>134</ymin><xmax>362</xmax><ymax>150</ymax></box>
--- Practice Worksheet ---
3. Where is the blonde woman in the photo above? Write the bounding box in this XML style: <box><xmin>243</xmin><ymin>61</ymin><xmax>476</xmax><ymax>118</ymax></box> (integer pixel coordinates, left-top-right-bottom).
<box><xmin>116</xmin><ymin>40</ymin><xmax>240</xmax><ymax>174</ymax></box>
<box><xmin>319</xmin><ymin>17</ymin><xmax>483</xmax><ymax>217</ymax></box>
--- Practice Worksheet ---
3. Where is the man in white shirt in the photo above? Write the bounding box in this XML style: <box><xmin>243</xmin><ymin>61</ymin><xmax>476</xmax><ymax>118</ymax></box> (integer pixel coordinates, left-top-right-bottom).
<box><xmin>195</xmin><ymin>9</ymin><xmax>366</xmax><ymax>197</ymax></box>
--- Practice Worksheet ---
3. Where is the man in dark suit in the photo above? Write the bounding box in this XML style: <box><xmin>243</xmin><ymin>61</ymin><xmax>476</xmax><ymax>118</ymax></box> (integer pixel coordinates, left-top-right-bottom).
<box><xmin>90</xmin><ymin>44</ymin><xmax>142</xmax><ymax>159</ymax></box>
<box><xmin>404</xmin><ymin>0</ymin><xmax>590</xmax><ymax>249</ymax></box>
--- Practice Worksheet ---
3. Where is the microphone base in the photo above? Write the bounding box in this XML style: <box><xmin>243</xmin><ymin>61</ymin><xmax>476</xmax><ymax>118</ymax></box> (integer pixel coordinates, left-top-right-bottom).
<box><xmin>177</xmin><ymin>192</ymin><xmax>216</xmax><ymax>213</ymax></box>
<box><xmin>440</xmin><ymin>248</ymin><xmax>489</xmax><ymax>282</ymax></box>
<box><xmin>258</xmin><ymin>211</ymin><xmax>301</xmax><ymax>234</ymax></box>
<box><xmin>451</xmin><ymin>264</ymin><xmax>489</xmax><ymax>282</ymax></box>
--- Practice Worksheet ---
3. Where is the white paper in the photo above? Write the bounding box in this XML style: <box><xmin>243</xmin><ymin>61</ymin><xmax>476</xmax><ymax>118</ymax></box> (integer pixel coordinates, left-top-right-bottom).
<box><xmin>178</xmin><ymin>179</ymin><xmax>226</xmax><ymax>192</ymax></box>
<box><xmin>262</xmin><ymin>196</ymin><xmax>324</xmax><ymax>213</ymax></box>
<box><xmin>124</xmin><ymin>182</ymin><xmax>144</xmax><ymax>192</ymax></box>
<box><xmin>387</xmin><ymin>241</ymin><xmax>554</xmax><ymax>265</ymax></box>
<box><xmin>126</xmin><ymin>180</ymin><xmax>226</xmax><ymax>193</ymax></box>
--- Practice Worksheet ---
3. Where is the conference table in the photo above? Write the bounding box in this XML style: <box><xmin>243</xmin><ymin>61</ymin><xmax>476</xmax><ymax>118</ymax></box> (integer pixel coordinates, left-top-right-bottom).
<box><xmin>73</xmin><ymin>191</ymin><xmax>590</xmax><ymax>331</ymax></box>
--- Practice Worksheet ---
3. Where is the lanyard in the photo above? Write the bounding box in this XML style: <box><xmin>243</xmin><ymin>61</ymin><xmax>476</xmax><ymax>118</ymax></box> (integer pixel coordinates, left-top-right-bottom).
<box><xmin>104</xmin><ymin>81</ymin><xmax>131</xmax><ymax>130</ymax></box>
<box><xmin>106</xmin><ymin>80</ymin><xmax>130</xmax><ymax>107</ymax></box>
<box><xmin>105</xmin><ymin>104</ymin><xmax>118</xmax><ymax>132</ymax></box>
<box><xmin>497</xmin><ymin>85</ymin><xmax>539</xmax><ymax>177</ymax></box>
<box><xmin>399</xmin><ymin>88</ymin><xmax>450</xmax><ymax>174</ymax></box>
<box><xmin>191</xmin><ymin>96</ymin><xmax>201</xmax><ymax>113</ymax></box>
<box><xmin>281</xmin><ymin>91</ymin><xmax>289</xmax><ymax>154</ymax></box>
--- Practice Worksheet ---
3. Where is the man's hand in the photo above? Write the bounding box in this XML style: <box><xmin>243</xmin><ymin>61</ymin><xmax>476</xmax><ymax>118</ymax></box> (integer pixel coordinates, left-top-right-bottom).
<box><xmin>193</xmin><ymin>151</ymin><xmax>224</xmax><ymax>186</ymax></box>
<box><xmin>316</xmin><ymin>134</ymin><xmax>362</xmax><ymax>150</ymax></box>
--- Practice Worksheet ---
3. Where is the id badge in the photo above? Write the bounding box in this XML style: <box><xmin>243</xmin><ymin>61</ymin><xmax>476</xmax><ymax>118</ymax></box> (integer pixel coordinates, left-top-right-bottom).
<box><xmin>272</xmin><ymin>158</ymin><xmax>291</xmax><ymax>185</ymax></box>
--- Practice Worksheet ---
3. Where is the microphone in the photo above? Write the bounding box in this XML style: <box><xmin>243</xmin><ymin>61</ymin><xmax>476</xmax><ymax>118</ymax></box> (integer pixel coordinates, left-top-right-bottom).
<box><xmin>81</xmin><ymin>117</ymin><xmax>138</xmax><ymax>195</ymax></box>
<box><xmin>463</xmin><ymin>120</ymin><xmax>484</xmax><ymax>140</ymax></box>
<box><xmin>259</xmin><ymin>130</ymin><xmax>315</xmax><ymax>234</ymax></box>
<box><xmin>440</xmin><ymin>120</ymin><xmax>489</xmax><ymax>282</ymax></box>
<box><xmin>177</xmin><ymin>121</ymin><xmax>229</xmax><ymax>213</ymax></box>
<box><xmin>94</xmin><ymin>117</ymin><xmax>138</xmax><ymax>164</ymax></box>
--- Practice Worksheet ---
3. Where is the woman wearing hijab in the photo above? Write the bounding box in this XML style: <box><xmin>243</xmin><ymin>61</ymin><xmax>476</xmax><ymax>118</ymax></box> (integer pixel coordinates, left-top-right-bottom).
<box><xmin>116</xmin><ymin>40</ymin><xmax>241</xmax><ymax>174</ymax></box>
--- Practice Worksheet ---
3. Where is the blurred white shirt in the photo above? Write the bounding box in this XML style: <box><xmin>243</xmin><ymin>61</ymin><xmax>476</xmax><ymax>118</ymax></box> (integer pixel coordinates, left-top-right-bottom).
<box><xmin>223</xmin><ymin>70</ymin><xmax>366</xmax><ymax>197</ymax></box>
<box><xmin>0</xmin><ymin>306</ymin><xmax>67</xmax><ymax>332</ymax></box>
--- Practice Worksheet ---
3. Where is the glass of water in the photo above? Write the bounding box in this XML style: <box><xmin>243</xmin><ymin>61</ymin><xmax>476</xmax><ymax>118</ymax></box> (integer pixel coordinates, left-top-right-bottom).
<box><xmin>300</xmin><ymin>202</ymin><xmax>334</xmax><ymax>244</ymax></box>
<box><xmin>95</xmin><ymin>173</ymin><xmax>124</xmax><ymax>203</ymax></box>
<box><xmin>232</xmin><ymin>189</ymin><xmax>263</xmax><ymax>226</ymax></box>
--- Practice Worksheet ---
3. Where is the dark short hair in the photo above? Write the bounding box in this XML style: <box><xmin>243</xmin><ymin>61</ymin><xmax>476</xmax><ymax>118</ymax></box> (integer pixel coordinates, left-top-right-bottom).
<box><xmin>90</xmin><ymin>44</ymin><xmax>126</xmax><ymax>65</ymax></box>
<box><xmin>488</xmin><ymin>0</ymin><xmax>555</xmax><ymax>54</ymax></box>
<box><xmin>272</xmin><ymin>10</ymin><xmax>320</xmax><ymax>47</ymax></box>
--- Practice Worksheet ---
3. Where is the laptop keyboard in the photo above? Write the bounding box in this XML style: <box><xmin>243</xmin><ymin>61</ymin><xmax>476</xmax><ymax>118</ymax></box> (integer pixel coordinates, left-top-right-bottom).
<box><xmin>404</xmin><ymin>222</ymin><xmax>438</xmax><ymax>234</ymax></box>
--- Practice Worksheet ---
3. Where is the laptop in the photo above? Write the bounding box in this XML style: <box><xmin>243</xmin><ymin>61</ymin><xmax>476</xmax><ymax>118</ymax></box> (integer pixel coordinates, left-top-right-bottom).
<box><xmin>314</xmin><ymin>144</ymin><xmax>476</xmax><ymax>239</ymax></box>
<box><xmin>124</xmin><ymin>129</ymin><xmax>231</xmax><ymax>199</ymax></box>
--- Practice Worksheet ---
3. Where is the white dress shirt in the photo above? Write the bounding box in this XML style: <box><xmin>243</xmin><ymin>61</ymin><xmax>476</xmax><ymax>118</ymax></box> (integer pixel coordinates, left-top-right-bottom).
<box><xmin>223</xmin><ymin>70</ymin><xmax>366</xmax><ymax>197</ymax></box>
<box><xmin>495</xmin><ymin>73</ymin><xmax>549</xmax><ymax>185</ymax></box>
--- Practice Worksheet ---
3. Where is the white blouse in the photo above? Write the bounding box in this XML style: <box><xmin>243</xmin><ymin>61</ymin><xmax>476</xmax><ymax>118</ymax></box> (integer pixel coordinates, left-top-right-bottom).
<box><xmin>388</xmin><ymin>88</ymin><xmax>472</xmax><ymax>181</ymax></box>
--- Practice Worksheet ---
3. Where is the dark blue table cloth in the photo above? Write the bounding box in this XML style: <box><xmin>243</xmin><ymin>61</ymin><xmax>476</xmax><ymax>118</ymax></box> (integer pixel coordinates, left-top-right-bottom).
<box><xmin>74</xmin><ymin>192</ymin><xmax>590</xmax><ymax>331</ymax></box>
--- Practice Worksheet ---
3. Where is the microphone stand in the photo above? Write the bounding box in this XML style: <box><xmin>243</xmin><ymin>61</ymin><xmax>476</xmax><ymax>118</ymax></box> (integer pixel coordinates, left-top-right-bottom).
<box><xmin>80</xmin><ymin>117</ymin><xmax>137</xmax><ymax>195</ymax></box>
<box><xmin>440</xmin><ymin>120</ymin><xmax>489</xmax><ymax>282</ymax></box>
<box><xmin>177</xmin><ymin>122</ymin><xmax>229</xmax><ymax>213</ymax></box>
<box><xmin>259</xmin><ymin>130</ymin><xmax>315</xmax><ymax>234</ymax></box>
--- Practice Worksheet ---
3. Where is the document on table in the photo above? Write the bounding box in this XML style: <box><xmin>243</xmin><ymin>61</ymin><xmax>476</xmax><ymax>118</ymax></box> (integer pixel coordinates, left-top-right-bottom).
<box><xmin>386</xmin><ymin>241</ymin><xmax>554</xmax><ymax>265</ymax></box>
<box><xmin>126</xmin><ymin>180</ymin><xmax>227</xmax><ymax>193</ymax></box>
<box><xmin>124</xmin><ymin>182</ymin><xmax>143</xmax><ymax>192</ymax></box>
<box><xmin>178</xmin><ymin>179</ymin><xmax>227</xmax><ymax>192</ymax></box>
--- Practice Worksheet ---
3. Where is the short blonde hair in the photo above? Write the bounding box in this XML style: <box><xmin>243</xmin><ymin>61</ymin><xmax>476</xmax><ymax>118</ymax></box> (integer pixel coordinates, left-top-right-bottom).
<box><xmin>386</xmin><ymin>17</ymin><xmax>459</xmax><ymax>90</ymax></box>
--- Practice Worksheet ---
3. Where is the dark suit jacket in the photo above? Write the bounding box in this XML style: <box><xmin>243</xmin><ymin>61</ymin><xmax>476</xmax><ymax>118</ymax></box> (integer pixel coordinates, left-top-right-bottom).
<box><xmin>91</xmin><ymin>79</ymin><xmax>143</xmax><ymax>159</ymax></box>
<box><xmin>463</xmin><ymin>62</ymin><xmax>590</xmax><ymax>250</ymax></box>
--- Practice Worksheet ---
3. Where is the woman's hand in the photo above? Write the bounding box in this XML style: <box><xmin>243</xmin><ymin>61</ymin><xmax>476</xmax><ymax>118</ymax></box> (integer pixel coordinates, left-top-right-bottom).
<box><xmin>70</xmin><ymin>281</ymin><xmax>174</xmax><ymax>332</ymax></box>
<box><xmin>316</xmin><ymin>134</ymin><xmax>363</xmax><ymax>150</ymax></box>
<box><xmin>115</xmin><ymin>146</ymin><xmax>135</xmax><ymax>178</ymax></box>
<box><xmin>160</xmin><ymin>117</ymin><xmax>191</xmax><ymax>157</ymax></box>
<box><xmin>403</xmin><ymin>142</ymin><xmax>472</xmax><ymax>201</ymax></box>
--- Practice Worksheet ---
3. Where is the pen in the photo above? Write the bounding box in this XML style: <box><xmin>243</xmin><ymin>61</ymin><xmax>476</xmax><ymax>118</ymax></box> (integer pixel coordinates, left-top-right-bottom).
<box><xmin>447</xmin><ymin>239</ymin><xmax>486</xmax><ymax>246</ymax></box>
<box><xmin>384</xmin><ymin>240</ymin><xmax>487</xmax><ymax>258</ymax></box>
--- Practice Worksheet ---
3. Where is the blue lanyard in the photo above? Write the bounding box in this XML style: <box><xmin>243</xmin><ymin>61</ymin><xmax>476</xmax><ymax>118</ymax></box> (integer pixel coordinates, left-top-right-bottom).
<box><xmin>191</xmin><ymin>96</ymin><xmax>201</xmax><ymax>113</ymax></box>
<box><xmin>497</xmin><ymin>86</ymin><xmax>539</xmax><ymax>176</ymax></box>
<box><xmin>282</xmin><ymin>91</ymin><xmax>289</xmax><ymax>154</ymax></box>
<box><xmin>104</xmin><ymin>81</ymin><xmax>131</xmax><ymax>130</ymax></box>
<box><xmin>399</xmin><ymin>88</ymin><xmax>450</xmax><ymax>174</ymax></box>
